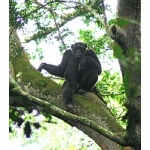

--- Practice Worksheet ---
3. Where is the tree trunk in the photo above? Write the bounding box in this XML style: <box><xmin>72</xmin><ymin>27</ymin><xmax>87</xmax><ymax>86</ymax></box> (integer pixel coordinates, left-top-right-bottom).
<box><xmin>110</xmin><ymin>0</ymin><xmax>141</xmax><ymax>149</ymax></box>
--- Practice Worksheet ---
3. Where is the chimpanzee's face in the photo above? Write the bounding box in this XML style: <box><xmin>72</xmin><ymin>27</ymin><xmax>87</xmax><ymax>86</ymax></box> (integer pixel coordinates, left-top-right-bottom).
<box><xmin>71</xmin><ymin>42</ymin><xmax>87</xmax><ymax>58</ymax></box>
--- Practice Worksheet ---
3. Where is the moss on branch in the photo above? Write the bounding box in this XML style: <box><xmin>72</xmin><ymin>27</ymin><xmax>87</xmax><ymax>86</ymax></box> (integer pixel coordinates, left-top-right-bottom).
<box><xmin>10</xmin><ymin>77</ymin><xmax>128</xmax><ymax>146</ymax></box>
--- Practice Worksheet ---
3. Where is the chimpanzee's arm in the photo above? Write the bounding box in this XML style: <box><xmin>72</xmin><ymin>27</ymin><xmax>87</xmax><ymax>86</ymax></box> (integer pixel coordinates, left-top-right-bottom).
<box><xmin>84</xmin><ymin>50</ymin><xmax>102</xmax><ymax>75</ymax></box>
<box><xmin>37</xmin><ymin>50</ymin><xmax>72</xmax><ymax>77</ymax></box>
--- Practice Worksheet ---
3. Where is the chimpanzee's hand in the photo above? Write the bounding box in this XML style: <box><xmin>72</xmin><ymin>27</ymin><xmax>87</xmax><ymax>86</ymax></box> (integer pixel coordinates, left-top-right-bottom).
<box><xmin>37</xmin><ymin>63</ymin><xmax>46</xmax><ymax>72</ymax></box>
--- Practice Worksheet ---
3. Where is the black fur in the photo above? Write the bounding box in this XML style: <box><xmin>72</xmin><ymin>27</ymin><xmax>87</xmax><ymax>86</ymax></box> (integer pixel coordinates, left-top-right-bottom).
<box><xmin>37</xmin><ymin>42</ymin><xmax>102</xmax><ymax>108</ymax></box>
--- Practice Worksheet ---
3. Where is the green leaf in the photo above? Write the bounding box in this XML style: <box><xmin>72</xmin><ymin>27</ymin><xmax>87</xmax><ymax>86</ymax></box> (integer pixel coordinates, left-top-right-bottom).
<box><xmin>111</xmin><ymin>17</ymin><xmax>139</xmax><ymax>27</ymax></box>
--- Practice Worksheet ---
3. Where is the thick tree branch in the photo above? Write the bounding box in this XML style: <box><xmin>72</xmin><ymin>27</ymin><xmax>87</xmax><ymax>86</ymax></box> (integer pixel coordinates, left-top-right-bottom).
<box><xmin>10</xmin><ymin>77</ymin><xmax>129</xmax><ymax>146</ymax></box>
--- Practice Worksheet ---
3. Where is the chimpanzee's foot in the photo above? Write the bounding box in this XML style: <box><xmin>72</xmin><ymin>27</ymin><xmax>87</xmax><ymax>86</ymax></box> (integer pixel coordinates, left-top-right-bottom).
<box><xmin>66</xmin><ymin>102</ymin><xmax>76</xmax><ymax>113</ymax></box>
<box><xmin>66</xmin><ymin>102</ymin><xmax>74</xmax><ymax>109</ymax></box>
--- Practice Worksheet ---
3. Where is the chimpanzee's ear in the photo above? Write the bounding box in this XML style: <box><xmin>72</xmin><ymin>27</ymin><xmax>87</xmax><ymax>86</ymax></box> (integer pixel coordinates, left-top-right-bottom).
<box><xmin>71</xmin><ymin>44</ymin><xmax>74</xmax><ymax>49</ymax></box>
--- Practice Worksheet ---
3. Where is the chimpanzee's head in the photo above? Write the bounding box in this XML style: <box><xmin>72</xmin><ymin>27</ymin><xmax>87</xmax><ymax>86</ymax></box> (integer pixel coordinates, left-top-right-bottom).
<box><xmin>71</xmin><ymin>42</ymin><xmax>87</xmax><ymax>58</ymax></box>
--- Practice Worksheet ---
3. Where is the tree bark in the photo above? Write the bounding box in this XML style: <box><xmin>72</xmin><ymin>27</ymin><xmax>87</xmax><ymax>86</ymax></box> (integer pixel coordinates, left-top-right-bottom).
<box><xmin>109</xmin><ymin>0</ymin><xmax>141</xmax><ymax>149</ymax></box>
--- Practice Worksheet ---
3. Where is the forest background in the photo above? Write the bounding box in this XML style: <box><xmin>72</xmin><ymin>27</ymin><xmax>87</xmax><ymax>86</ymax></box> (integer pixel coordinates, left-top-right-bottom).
<box><xmin>0</xmin><ymin>0</ymin><xmax>149</xmax><ymax>149</ymax></box>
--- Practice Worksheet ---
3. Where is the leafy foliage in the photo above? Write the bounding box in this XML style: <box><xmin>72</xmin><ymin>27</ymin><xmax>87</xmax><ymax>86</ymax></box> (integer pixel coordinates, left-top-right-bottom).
<box><xmin>79</xmin><ymin>29</ymin><xmax>109</xmax><ymax>54</ymax></box>
<box><xmin>96</xmin><ymin>71</ymin><xmax>127</xmax><ymax>128</ymax></box>
<box><xmin>108</xmin><ymin>17</ymin><xmax>139</xmax><ymax>27</ymax></box>
<box><xmin>9</xmin><ymin>106</ymin><xmax>52</xmax><ymax>139</ymax></box>
<box><xmin>10</xmin><ymin>116</ymin><xmax>101</xmax><ymax>150</ymax></box>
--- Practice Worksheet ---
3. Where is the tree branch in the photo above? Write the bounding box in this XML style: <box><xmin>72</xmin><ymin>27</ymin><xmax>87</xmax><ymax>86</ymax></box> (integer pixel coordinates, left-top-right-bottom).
<box><xmin>24</xmin><ymin>0</ymin><xmax>106</xmax><ymax>43</ymax></box>
<box><xmin>35</xmin><ymin>0</ymin><xmax>67</xmax><ymax>50</ymax></box>
<box><xmin>101</xmin><ymin>0</ymin><xmax>109</xmax><ymax>36</ymax></box>
<box><xmin>10</xmin><ymin>76</ymin><xmax>128</xmax><ymax>146</ymax></box>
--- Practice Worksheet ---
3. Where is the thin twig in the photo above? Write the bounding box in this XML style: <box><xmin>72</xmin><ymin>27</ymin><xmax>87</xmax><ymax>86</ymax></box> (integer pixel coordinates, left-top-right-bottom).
<box><xmin>35</xmin><ymin>0</ymin><xmax>68</xmax><ymax>50</ymax></box>
<box><xmin>101</xmin><ymin>0</ymin><xmax>113</xmax><ymax>49</ymax></box>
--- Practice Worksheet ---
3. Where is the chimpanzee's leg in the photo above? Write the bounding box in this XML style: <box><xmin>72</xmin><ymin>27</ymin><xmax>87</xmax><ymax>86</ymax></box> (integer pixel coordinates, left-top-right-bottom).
<box><xmin>63</xmin><ymin>59</ymin><xmax>78</xmax><ymax>108</ymax></box>
<box><xmin>62</xmin><ymin>81</ymin><xmax>78</xmax><ymax>108</ymax></box>
<box><xmin>79</xmin><ymin>69</ymin><xmax>98</xmax><ymax>92</ymax></box>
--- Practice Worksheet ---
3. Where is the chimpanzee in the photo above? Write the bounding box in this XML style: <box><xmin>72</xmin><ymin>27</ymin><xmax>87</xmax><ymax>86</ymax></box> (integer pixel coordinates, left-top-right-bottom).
<box><xmin>37</xmin><ymin>42</ymin><xmax>102</xmax><ymax>108</ymax></box>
